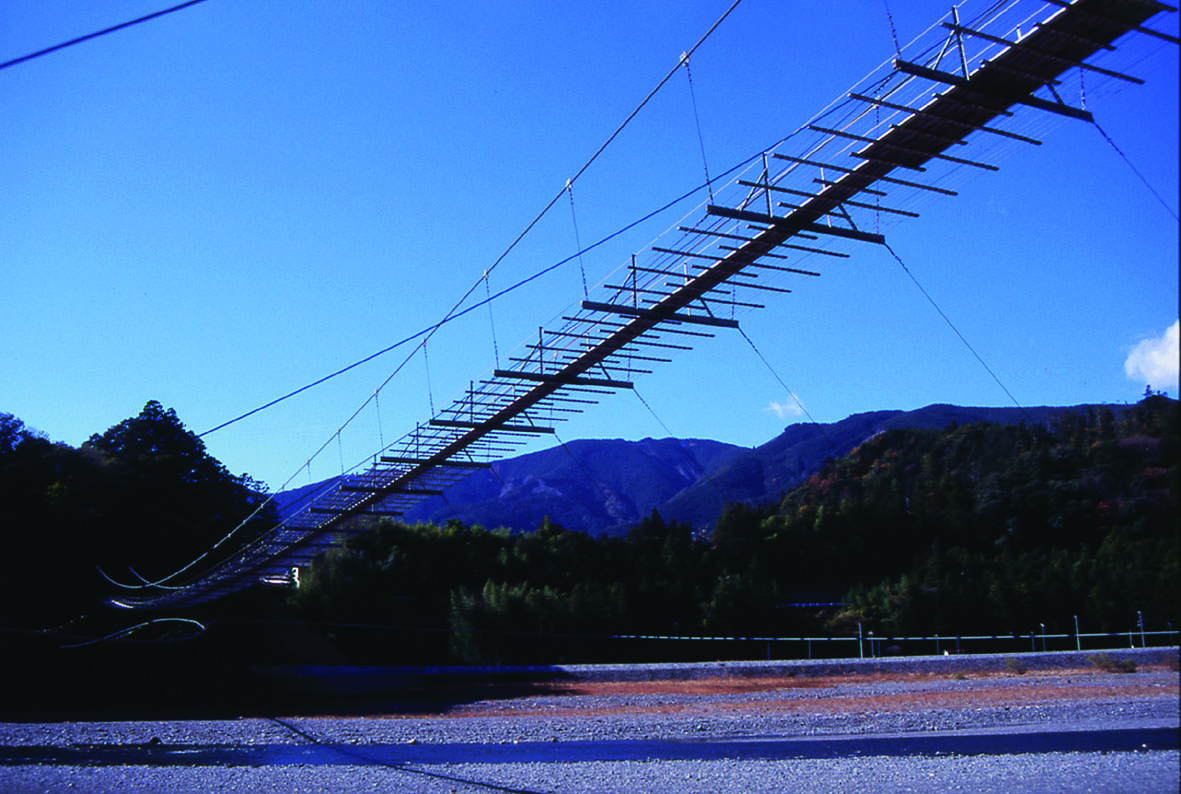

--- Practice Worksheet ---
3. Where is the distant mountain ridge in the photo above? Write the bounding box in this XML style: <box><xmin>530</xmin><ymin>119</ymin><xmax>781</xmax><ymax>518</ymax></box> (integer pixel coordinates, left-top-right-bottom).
<box><xmin>403</xmin><ymin>436</ymin><xmax>744</xmax><ymax>535</ymax></box>
<box><xmin>275</xmin><ymin>403</ymin><xmax>1120</xmax><ymax>536</ymax></box>
<box><xmin>655</xmin><ymin>404</ymin><xmax>1093</xmax><ymax>530</ymax></box>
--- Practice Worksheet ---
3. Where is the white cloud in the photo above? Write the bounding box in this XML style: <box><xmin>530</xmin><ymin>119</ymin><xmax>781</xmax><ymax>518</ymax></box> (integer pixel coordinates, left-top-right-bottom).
<box><xmin>1125</xmin><ymin>320</ymin><xmax>1180</xmax><ymax>390</ymax></box>
<box><xmin>766</xmin><ymin>398</ymin><xmax>805</xmax><ymax>419</ymax></box>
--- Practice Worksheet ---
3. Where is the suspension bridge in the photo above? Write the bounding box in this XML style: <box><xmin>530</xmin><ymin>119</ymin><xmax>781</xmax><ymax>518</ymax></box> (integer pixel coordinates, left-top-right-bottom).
<box><xmin>102</xmin><ymin>0</ymin><xmax>1177</xmax><ymax>612</ymax></box>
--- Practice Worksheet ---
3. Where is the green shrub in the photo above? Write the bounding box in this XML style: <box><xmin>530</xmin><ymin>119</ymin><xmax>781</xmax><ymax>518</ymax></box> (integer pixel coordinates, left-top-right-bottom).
<box><xmin>1087</xmin><ymin>653</ymin><xmax>1137</xmax><ymax>674</ymax></box>
<box><xmin>1005</xmin><ymin>657</ymin><xmax>1028</xmax><ymax>675</ymax></box>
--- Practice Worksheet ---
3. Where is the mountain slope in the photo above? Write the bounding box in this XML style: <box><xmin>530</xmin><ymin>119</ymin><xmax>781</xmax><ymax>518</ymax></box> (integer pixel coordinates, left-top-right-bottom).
<box><xmin>276</xmin><ymin>403</ymin><xmax>1123</xmax><ymax>536</ymax></box>
<box><xmin>402</xmin><ymin>437</ymin><xmax>744</xmax><ymax>535</ymax></box>
<box><xmin>656</xmin><ymin>404</ymin><xmax>1089</xmax><ymax>528</ymax></box>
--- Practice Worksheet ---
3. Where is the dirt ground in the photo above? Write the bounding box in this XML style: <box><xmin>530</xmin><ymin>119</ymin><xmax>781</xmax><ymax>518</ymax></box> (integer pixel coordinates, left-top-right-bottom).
<box><xmin>374</xmin><ymin>664</ymin><xmax>1180</xmax><ymax>720</ymax></box>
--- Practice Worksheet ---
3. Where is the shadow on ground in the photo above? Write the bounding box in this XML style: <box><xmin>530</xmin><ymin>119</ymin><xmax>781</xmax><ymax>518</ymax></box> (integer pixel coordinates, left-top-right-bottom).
<box><xmin>1</xmin><ymin>620</ymin><xmax>576</xmax><ymax>722</ymax></box>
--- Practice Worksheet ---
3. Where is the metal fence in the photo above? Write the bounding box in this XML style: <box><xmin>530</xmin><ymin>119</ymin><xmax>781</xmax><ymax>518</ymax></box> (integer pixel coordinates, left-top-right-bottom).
<box><xmin>611</xmin><ymin>628</ymin><xmax>1180</xmax><ymax>661</ymax></box>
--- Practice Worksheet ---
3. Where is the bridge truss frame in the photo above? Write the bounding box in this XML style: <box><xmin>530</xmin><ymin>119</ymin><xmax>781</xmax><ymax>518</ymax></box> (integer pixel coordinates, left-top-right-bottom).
<box><xmin>111</xmin><ymin>0</ymin><xmax>1177</xmax><ymax>609</ymax></box>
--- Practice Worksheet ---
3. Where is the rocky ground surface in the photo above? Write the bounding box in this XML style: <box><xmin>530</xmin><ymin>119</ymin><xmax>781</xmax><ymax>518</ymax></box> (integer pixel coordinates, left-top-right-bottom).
<box><xmin>2</xmin><ymin>649</ymin><xmax>1177</xmax><ymax>793</ymax></box>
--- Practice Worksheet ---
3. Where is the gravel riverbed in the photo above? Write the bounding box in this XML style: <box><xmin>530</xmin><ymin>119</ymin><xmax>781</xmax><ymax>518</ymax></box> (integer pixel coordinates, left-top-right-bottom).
<box><xmin>2</xmin><ymin>648</ymin><xmax>1177</xmax><ymax>793</ymax></box>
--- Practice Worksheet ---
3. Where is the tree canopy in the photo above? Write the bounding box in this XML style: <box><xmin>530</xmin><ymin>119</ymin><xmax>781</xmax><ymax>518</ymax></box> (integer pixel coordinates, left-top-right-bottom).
<box><xmin>0</xmin><ymin>401</ymin><xmax>277</xmax><ymax>627</ymax></box>
<box><xmin>82</xmin><ymin>400</ymin><xmax>275</xmax><ymax>579</ymax></box>
<box><xmin>289</xmin><ymin>397</ymin><xmax>1178</xmax><ymax>664</ymax></box>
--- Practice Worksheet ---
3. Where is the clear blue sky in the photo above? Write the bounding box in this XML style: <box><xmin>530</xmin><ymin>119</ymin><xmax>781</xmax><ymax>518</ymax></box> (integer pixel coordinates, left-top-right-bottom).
<box><xmin>4</xmin><ymin>1</ymin><xmax>1178</xmax><ymax>492</ymax></box>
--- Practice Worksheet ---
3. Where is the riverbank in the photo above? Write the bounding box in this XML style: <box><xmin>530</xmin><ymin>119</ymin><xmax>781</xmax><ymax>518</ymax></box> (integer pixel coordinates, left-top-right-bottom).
<box><xmin>2</xmin><ymin>648</ymin><xmax>1177</xmax><ymax>793</ymax></box>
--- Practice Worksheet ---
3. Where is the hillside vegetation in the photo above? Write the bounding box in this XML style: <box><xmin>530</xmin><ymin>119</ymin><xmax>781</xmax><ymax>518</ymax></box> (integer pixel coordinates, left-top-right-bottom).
<box><xmin>3</xmin><ymin>397</ymin><xmax>1173</xmax><ymax>664</ymax></box>
<box><xmin>291</xmin><ymin>396</ymin><xmax>1177</xmax><ymax>664</ymax></box>
<box><xmin>277</xmin><ymin>403</ymin><xmax>1109</xmax><ymax>536</ymax></box>
<box><xmin>0</xmin><ymin>402</ymin><xmax>276</xmax><ymax>628</ymax></box>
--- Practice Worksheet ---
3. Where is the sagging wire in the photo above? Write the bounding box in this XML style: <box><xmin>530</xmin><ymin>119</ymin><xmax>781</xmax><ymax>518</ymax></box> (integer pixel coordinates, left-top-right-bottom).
<box><xmin>632</xmin><ymin>387</ymin><xmax>732</xmax><ymax>505</ymax></box>
<box><xmin>484</xmin><ymin>270</ymin><xmax>501</xmax><ymax>369</ymax></box>
<box><xmin>216</xmin><ymin>39</ymin><xmax>969</xmax><ymax>463</ymax></box>
<box><xmin>137</xmin><ymin>0</ymin><xmax>1113</xmax><ymax>598</ymax></box>
<box><xmin>197</xmin><ymin>145</ymin><xmax>768</xmax><ymax>442</ymax></box>
<box><xmin>102</xmin><ymin>357</ymin><xmax>419</xmax><ymax>591</ymax></box>
<box><xmin>1092</xmin><ymin>118</ymin><xmax>1179</xmax><ymax>222</ymax></box>
<box><xmin>681</xmin><ymin>52</ymin><xmax>714</xmax><ymax>203</ymax></box>
<box><xmin>884</xmin><ymin>241</ymin><xmax>1031</xmax><ymax>422</ymax></box>
<box><xmin>198</xmin><ymin>2</ymin><xmax>750</xmax><ymax>443</ymax></box>
<box><xmin>553</xmin><ymin>430</ymin><xmax>627</xmax><ymax>523</ymax></box>
<box><xmin>98</xmin><ymin>565</ymin><xmax>185</xmax><ymax>590</ymax></box>
<box><xmin>222</xmin><ymin>333</ymin><xmax>442</xmax><ymax>552</ymax></box>
<box><xmin>95</xmin><ymin>473</ymin><xmax>289</xmax><ymax>591</ymax></box>
<box><xmin>567</xmin><ymin>180</ymin><xmax>590</xmax><ymax>299</ymax></box>
<box><xmin>128</xmin><ymin>565</ymin><xmax>186</xmax><ymax>590</ymax></box>
<box><xmin>104</xmin><ymin>147</ymin><xmax>774</xmax><ymax>594</ymax></box>
<box><xmin>383</xmin><ymin>0</ymin><xmax>749</xmax><ymax>381</ymax></box>
<box><xmin>59</xmin><ymin>618</ymin><xmax>206</xmax><ymax>649</ymax></box>
<box><xmin>422</xmin><ymin>339</ymin><xmax>436</xmax><ymax>416</ymax></box>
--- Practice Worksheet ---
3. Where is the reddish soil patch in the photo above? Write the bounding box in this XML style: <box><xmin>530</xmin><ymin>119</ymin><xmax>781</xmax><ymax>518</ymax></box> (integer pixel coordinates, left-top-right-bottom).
<box><xmin>432</xmin><ymin>668</ymin><xmax>1178</xmax><ymax>720</ymax></box>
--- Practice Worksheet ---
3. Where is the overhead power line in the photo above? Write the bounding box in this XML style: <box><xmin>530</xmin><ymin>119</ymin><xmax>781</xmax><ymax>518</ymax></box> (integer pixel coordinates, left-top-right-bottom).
<box><xmin>0</xmin><ymin>0</ymin><xmax>210</xmax><ymax>72</ymax></box>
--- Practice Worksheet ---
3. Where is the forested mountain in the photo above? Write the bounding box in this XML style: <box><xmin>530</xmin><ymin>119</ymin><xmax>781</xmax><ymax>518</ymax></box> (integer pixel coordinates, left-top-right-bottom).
<box><xmin>275</xmin><ymin>437</ymin><xmax>743</xmax><ymax>534</ymax></box>
<box><xmin>277</xmin><ymin>403</ymin><xmax>1128</xmax><ymax>536</ymax></box>
<box><xmin>292</xmin><ymin>396</ymin><xmax>1177</xmax><ymax>664</ymax></box>
<box><xmin>402</xmin><ymin>437</ymin><xmax>743</xmax><ymax>534</ymax></box>
<box><xmin>657</xmin><ymin>403</ymin><xmax>1084</xmax><ymax>530</ymax></box>
<box><xmin>736</xmin><ymin>396</ymin><xmax>1177</xmax><ymax>638</ymax></box>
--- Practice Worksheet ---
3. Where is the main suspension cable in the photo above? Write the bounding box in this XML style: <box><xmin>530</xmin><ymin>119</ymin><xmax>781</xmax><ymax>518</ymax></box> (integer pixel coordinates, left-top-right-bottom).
<box><xmin>112</xmin><ymin>148</ymin><xmax>779</xmax><ymax>592</ymax></box>
<box><xmin>0</xmin><ymin>0</ymin><xmax>209</xmax><ymax>72</ymax></box>
<box><xmin>198</xmin><ymin>143</ymin><xmax>772</xmax><ymax>439</ymax></box>
<box><xmin>198</xmin><ymin>0</ymin><xmax>748</xmax><ymax>444</ymax></box>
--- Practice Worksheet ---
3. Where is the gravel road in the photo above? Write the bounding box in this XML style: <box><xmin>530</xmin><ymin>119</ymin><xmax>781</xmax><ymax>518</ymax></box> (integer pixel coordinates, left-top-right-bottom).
<box><xmin>2</xmin><ymin>649</ymin><xmax>1177</xmax><ymax>793</ymax></box>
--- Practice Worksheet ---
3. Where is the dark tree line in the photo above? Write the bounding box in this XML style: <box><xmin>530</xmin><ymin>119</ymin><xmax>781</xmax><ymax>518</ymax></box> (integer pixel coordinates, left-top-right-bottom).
<box><xmin>289</xmin><ymin>511</ymin><xmax>719</xmax><ymax>664</ymax></box>
<box><xmin>773</xmin><ymin>396</ymin><xmax>1177</xmax><ymax>639</ymax></box>
<box><xmin>289</xmin><ymin>396</ymin><xmax>1177</xmax><ymax>664</ymax></box>
<box><xmin>0</xmin><ymin>401</ymin><xmax>277</xmax><ymax>628</ymax></box>
<box><xmin>3</xmin><ymin>397</ymin><xmax>1175</xmax><ymax>665</ymax></box>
